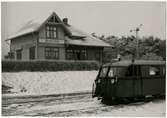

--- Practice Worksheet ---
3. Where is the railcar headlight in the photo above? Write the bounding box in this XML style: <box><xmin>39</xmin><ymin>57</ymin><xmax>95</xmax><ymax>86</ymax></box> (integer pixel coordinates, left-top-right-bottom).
<box><xmin>111</xmin><ymin>79</ymin><xmax>115</xmax><ymax>84</ymax></box>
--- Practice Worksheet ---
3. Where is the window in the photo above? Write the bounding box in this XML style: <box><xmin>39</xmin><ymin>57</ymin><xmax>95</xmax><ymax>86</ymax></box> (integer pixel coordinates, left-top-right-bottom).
<box><xmin>149</xmin><ymin>66</ymin><xmax>161</xmax><ymax>76</ymax></box>
<box><xmin>80</xmin><ymin>49</ymin><xmax>87</xmax><ymax>60</ymax></box>
<box><xmin>126</xmin><ymin>65</ymin><xmax>141</xmax><ymax>76</ymax></box>
<box><xmin>162</xmin><ymin>67</ymin><xmax>165</xmax><ymax>76</ymax></box>
<box><xmin>8</xmin><ymin>52</ymin><xmax>14</xmax><ymax>59</ymax></box>
<box><xmin>108</xmin><ymin>67</ymin><xmax>126</xmax><ymax>77</ymax></box>
<box><xmin>45</xmin><ymin>47</ymin><xmax>59</xmax><ymax>59</ymax></box>
<box><xmin>73</xmin><ymin>50</ymin><xmax>80</xmax><ymax>60</ymax></box>
<box><xmin>99</xmin><ymin>67</ymin><xmax>108</xmax><ymax>78</ymax></box>
<box><xmin>95</xmin><ymin>51</ymin><xmax>101</xmax><ymax>61</ymax></box>
<box><xmin>16</xmin><ymin>49</ymin><xmax>22</xmax><ymax>60</ymax></box>
<box><xmin>29</xmin><ymin>47</ymin><xmax>35</xmax><ymax>60</ymax></box>
<box><xmin>108</xmin><ymin>68</ymin><xmax>114</xmax><ymax>77</ymax></box>
<box><xmin>46</xmin><ymin>25</ymin><xmax>57</xmax><ymax>39</ymax></box>
<box><xmin>66</xmin><ymin>49</ymin><xmax>73</xmax><ymax>60</ymax></box>
<box><xmin>66</xmin><ymin>48</ymin><xmax>87</xmax><ymax>60</ymax></box>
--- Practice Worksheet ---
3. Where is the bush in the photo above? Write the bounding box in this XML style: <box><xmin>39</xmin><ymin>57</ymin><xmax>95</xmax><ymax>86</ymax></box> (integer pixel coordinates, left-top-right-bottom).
<box><xmin>2</xmin><ymin>60</ymin><xmax>100</xmax><ymax>72</ymax></box>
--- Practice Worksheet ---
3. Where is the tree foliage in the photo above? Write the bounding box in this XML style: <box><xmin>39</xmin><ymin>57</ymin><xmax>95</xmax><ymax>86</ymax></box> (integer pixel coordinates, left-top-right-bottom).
<box><xmin>92</xmin><ymin>33</ymin><xmax>166</xmax><ymax>61</ymax></box>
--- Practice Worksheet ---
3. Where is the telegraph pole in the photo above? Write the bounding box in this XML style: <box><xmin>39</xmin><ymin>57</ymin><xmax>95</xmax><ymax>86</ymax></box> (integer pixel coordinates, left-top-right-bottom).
<box><xmin>130</xmin><ymin>24</ymin><xmax>143</xmax><ymax>59</ymax></box>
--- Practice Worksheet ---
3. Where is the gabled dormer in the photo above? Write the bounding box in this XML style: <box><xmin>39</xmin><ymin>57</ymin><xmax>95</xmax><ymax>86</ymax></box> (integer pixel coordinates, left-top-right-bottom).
<box><xmin>38</xmin><ymin>12</ymin><xmax>71</xmax><ymax>41</ymax></box>
<box><xmin>45</xmin><ymin>15</ymin><xmax>60</xmax><ymax>39</ymax></box>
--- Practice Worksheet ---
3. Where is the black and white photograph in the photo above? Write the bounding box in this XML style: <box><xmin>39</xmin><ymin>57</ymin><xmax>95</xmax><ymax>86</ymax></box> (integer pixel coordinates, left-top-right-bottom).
<box><xmin>1</xmin><ymin>1</ymin><xmax>166</xmax><ymax>117</ymax></box>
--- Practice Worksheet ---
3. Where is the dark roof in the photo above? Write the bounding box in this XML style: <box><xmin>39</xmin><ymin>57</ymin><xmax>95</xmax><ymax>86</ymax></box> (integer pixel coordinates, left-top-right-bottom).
<box><xmin>103</xmin><ymin>60</ymin><xmax>166</xmax><ymax>67</ymax></box>
<box><xmin>6</xmin><ymin>12</ymin><xmax>111</xmax><ymax>47</ymax></box>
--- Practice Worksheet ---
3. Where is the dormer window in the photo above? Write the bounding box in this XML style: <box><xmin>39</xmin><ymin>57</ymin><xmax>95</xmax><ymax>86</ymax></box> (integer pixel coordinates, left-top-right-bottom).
<box><xmin>46</xmin><ymin>25</ymin><xmax>57</xmax><ymax>39</ymax></box>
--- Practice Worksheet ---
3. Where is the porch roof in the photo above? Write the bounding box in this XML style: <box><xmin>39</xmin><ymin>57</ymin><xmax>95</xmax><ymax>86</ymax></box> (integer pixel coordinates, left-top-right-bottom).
<box><xmin>65</xmin><ymin>33</ymin><xmax>111</xmax><ymax>47</ymax></box>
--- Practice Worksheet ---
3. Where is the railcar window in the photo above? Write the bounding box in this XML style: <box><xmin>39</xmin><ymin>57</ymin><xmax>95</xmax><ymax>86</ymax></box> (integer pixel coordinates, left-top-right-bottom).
<box><xmin>141</xmin><ymin>66</ymin><xmax>148</xmax><ymax>77</ymax></box>
<box><xmin>162</xmin><ymin>67</ymin><xmax>165</xmax><ymax>76</ymax></box>
<box><xmin>149</xmin><ymin>66</ymin><xmax>161</xmax><ymax>76</ymax></box>
<box><xmin>126</xmin><ymin>65</ymin><xmax>133</xmax><ymax>76</ymax></box>
<box><xmin>117</xmin><ymin>68</ymin><xmax>126</xmax><ymax>77</ymax></box>
<box><xmin>99</xmin><ymin>67</ymin><xmax>108</xmax><ymax>77</ymax></box>
<box><xmin>108</xmin><ymin>68</ymin><xmax>114</xmax><ymax>77</ymax></box>
<box><xmin>126</xmin><ymin>65</ymin><xmax>141</xmax><ymax>76</ymax></box>
<box><xmin>108</xmin><ymin>67</ymin><xmax>126</xmax><ymax>77</ymax></box>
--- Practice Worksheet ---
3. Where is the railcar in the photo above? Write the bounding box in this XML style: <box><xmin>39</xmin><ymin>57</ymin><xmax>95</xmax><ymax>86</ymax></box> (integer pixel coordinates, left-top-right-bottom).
<box><xmin>92</xmin><ymin>60</ymin><xmax>165</xmax><ymax>102</ymax></box>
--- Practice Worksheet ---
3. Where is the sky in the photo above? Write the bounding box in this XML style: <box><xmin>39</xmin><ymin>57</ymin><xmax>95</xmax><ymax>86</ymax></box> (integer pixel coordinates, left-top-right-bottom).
<box><xmin>1</xmin><ymin>1</ymin><xmax>166</xmax><ymax>58</ymax></box>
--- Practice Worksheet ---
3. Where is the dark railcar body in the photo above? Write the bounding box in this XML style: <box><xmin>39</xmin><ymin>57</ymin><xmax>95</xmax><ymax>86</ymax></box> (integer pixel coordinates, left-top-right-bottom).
<box><xmin>92</xmin><ymin>60</ymin><xmax>165</xmax><ymax>100</ymax></box>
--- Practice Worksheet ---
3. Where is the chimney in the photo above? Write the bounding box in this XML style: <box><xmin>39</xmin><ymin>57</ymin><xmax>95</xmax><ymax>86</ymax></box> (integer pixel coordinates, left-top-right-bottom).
<box><xmin>63</xmin><ymin>18</ymin><xmax>68</xmax><ymax>25</ymax></box>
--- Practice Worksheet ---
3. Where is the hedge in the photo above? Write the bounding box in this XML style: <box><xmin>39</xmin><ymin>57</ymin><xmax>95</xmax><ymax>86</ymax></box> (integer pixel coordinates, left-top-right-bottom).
<box><xmin>2</xmin><ymin>60</ymin><xmax>100</xmax><ymax>72</ymax></box>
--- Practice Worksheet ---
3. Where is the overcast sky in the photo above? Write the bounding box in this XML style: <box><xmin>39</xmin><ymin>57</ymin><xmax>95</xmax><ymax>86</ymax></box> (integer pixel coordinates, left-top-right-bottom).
<box><xmin>1</xmin><ymin>1</ymin><xmax>166</xmax><ymax>58</ymax></box>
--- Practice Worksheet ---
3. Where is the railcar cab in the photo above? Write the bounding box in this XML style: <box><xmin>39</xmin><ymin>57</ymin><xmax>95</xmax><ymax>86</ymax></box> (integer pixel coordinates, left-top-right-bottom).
<box><xmin>92</xmin><ymin>60</ymin><xmax>165</xmax><ymax>100</ymax></box>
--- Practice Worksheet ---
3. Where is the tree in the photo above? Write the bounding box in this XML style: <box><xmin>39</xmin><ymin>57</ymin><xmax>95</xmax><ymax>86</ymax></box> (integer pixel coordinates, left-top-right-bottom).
<box><xmin>93</xmin><ymin>33</ymin><xmax>165</xmax><ymax>61</ymax></box>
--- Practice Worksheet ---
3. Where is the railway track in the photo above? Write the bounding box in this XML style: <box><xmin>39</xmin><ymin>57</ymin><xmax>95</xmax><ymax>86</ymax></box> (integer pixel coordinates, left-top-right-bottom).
<box><xmin>2</xmin><ymin>92</ymin><xmax>165</xmax><ymax>116</ymax></box>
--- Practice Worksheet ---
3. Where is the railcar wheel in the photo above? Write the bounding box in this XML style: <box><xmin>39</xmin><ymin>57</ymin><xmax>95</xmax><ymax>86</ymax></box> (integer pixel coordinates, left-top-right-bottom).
<box><xmin>125</xmin><ymin>97</ymin><xmax>135</xmax><ymax>103</ymax></box>
<box><xmin>101</xmin><ymin>97</ymin><xmax>118</xmax><ymax>105</ymax></box>
<box><xmin>152</xmin><ymin>94</ymin><xmax>165</xmax><ymax>99</ymax></box>
<box><xmin>127</xmin><ymin>97</ymin><xmax>135</xmax><ymax>102</ymax></box>
<box><xmin>152</xmin><ymin>94</ymin><xmax>161</xmax><ymax>98</ymax></box>
<box><xmin>134</xmin><ymin>96</ymin><xmax>146</xmax><ymax>102</ymax></box>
